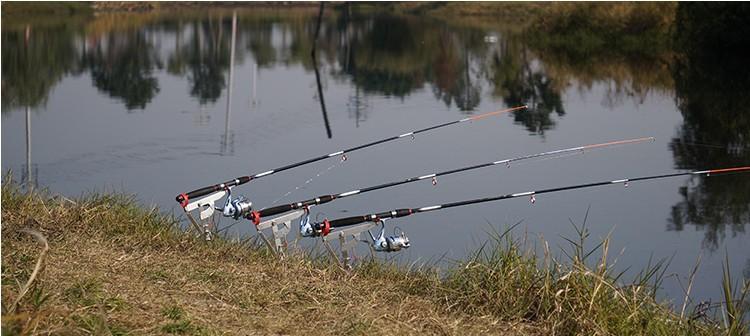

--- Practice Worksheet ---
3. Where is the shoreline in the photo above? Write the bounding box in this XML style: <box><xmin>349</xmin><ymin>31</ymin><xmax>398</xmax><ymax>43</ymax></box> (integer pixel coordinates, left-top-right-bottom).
<box><xmin>2</xmin><ymin>182</ymin><xmax>737</xmax><ymax>335</ymax></box>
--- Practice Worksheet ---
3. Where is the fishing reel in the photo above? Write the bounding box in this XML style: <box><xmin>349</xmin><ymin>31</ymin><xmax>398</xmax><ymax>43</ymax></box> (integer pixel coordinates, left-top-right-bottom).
<box><xmin>369</xmin><ymin>222</ymin><xmax>410</xmax><ymax>252</ymax></box>
<box><xmin>299</xmin><ymin>211</ymin><xmax>325</xmax><ymax>237</ymax></box>
<box><xmin>302</xmin><ymin>216</ymin><xmax>410</xmax><ymax>252</ymax></box>
<box><xmin>216</xmin><ymin>188</ymin><xmax>254</xmax><ymax>220</ymax></box>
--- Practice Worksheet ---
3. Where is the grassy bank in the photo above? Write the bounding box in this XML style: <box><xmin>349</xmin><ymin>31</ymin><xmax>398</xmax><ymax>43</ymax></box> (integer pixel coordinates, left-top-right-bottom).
<box><xmin>1</xmin><ymin>182</ymin><xmax>743</xmax><ymax>335</ymax></box>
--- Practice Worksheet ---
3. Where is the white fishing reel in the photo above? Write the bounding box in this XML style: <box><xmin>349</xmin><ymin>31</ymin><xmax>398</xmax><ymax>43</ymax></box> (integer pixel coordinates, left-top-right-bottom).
<box><xmin>217</xmin><ymin>188</ymin><xmax>254</xmax><ymax>220</ymax></box>
<box><xmin>299</xmin><ymin>209</ymin><xmax>320</xmax><ymax>238</ymax></box>
<box><xmin>300</xmin><ymin>209</ymin><xmax>335</xmax><ymax>238</ymax></box>
<box><xmin>369</xmin><ymin>222</ymin><xmax>410</xmax><ymax>252</ymax></box>
<box><xmin>302</xmin><ymin>215</ymin><xmax>410</xmax><ymax>252</ymax></box>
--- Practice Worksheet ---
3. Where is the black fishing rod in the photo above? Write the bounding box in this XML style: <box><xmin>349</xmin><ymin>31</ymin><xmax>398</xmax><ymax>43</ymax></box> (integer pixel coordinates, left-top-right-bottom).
<box><xmin>235</xmin><ymin>137</ymin><xmax>655</xmax><ymax>224</ymax></box>
<box><xmin>302</xmin><ymin>166</ymin><xmax>750</xmax><ymax>251</ymax></box>
<box><xmin>176</xmin><ymin>105</ymin><xmax>527</xmax><ymax>207</ymax></box>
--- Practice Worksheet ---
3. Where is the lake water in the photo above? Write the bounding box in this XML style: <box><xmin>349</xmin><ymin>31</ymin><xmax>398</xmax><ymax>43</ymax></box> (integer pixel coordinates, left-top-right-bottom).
<box><xmin>2</xmin><ymin>6</ymin><xmax>748</xmax><ymax>309</ymax></box>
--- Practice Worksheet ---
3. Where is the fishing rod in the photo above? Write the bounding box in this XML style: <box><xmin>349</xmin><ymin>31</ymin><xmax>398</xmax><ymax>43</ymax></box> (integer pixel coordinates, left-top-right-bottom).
<box><xmin>228</xmin><ymin>137</ymin><xmax>655</xmax><ymax>225</ymax></box>
<box><xmin>221</xmin><ymin>136</ymin><xmax>654</xmax><ymax>253</ymax></box>
<box><xmin>302</xmin><ymin>166</ymin><xmax>750</xmax><ymax>252</ymax></box>
<box><xmin>175</xmin><ymin>105</ymin><xmax>527</xmax><ymax>208</ymax></box>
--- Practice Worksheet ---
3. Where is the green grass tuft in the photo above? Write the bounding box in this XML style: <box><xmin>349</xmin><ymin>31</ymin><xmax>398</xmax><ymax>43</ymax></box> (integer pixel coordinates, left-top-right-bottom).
<box><xmin>162</xmin><ymin>305</ymin><xmax>185</xmax><ymax>321</ymax></box>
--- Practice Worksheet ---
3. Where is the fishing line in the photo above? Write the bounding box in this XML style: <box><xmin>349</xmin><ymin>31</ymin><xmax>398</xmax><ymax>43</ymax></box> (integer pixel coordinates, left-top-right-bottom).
<box><xmin>306</xmin><ymin>166</ymin><xmax>750</xmax><ymax>239</ymax></box>
<box><xmin>263</xmin><ymin>161</ymin><xmax>340</xmax><ymax>209</ymax></box>
<box><xmin>248</xmin><ymin>137</ymin><xmax>655</xmax><ymax>224</ymax></box>
<box><xmin>176</xmin><ymin>105</ymin><xmax>528</xmax><ymax>207</ymax></box>
<box><xmin>504</xmin><ymin>151</ymin><xmax>580</xmax><ymax>168</ymax></box>
<box><xmin>671</xmin><ymin>140</ymin><xmax>747</xmax><ymax>153</ymax></box>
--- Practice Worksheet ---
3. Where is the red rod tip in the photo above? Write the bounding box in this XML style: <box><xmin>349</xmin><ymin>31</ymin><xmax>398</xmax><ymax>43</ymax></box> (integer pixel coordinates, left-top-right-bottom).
<box><xmin>707</xmin><ymin>166</ymin><xmax>750</xmax><ymax>174</ymax></box>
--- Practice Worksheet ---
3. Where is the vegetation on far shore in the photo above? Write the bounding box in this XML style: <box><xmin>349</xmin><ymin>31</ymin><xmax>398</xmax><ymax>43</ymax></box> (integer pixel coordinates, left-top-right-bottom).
<box><xmin>2</xmin><ymin>181</ymin><xmax>747</xmax><ymax>335</ymax></box>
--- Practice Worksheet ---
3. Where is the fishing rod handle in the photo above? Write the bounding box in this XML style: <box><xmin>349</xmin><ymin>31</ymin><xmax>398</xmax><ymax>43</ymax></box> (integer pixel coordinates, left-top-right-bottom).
<box><xmin>176</xmin><ymin>176</ymin><xmax>251</xmax><ymax>206</ymax></box>
<box><xmin>258</xmin><ymin>195</ymin><xmax>336</xmax><ymax>217</ymax></box>
<box><xmin>328</xmin><ymin>209</ymin><xmax>413</xmax><ymax>228</ymax></box>
<box><xmin>327</xmin><ymin>215</ymin><xmax>370</xmax><ymax>228</ymax></box>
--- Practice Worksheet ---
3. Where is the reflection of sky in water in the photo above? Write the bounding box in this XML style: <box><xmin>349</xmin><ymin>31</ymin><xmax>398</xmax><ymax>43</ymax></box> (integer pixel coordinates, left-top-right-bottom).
<box><xmin>2</xmin><ymin>11</ymin><xmax>748</xmax><ymax>307</ymax></box>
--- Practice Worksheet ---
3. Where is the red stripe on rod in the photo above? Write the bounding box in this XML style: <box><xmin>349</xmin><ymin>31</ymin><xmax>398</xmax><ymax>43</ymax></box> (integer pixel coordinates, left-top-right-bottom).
<box><xmin>706</xmin><ymin>166</ymin><xmax>750</xmax><ymax>174</ymax></box>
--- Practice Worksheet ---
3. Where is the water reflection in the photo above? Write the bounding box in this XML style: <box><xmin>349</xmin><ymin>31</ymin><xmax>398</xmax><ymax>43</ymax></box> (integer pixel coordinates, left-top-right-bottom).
<box><xmin>1</xmin><ymin>11</ymin><xmax>548</xmax><ymax>116</ymax></box>
<box><xmin>245</xmin><ymin>20</ymin><xmax>276</xmax><ymax>68</ymax></box>
<box><xmin>667</xmin><ymin>3</ymin><xmax>750</xmax><ymax>250</ymax></box>
<box><xmin>488</xmin><ymin>43</ymin><xmax>564</xmax><ymax>135</ymax></box>
<box><xmin>221</xmin><ymin>12</ymin><xmax>238</xmax><ymax>156</ymax></box>
<box><xmin>1</xmin><ymin>25</ymin><xmax>81</xmax><ymax>111</ymax></box>
<box><xmin>1</xmin><ymin>6</ymin><xmax>748</xmax><ymax>250</ymax></box>
<box><xmin>431</xmin><ymin>39</ymin><xmax>482</xmax><ymax>113</ymax></box>
<box><xmin>0</xmin><ymin>9</ymin><xmax>675</xmax><ymax>118</ymax></box>
<box><xmin>342</xmin><ymin>16</ymin><xmax>429</xmax><ymax>98</ymax></box>
<box><xmin>185</xmin><ymin>19</ymin><xmax>231</xmax><ymax>105</ymax></box>
<box><xmin>23</xmin><ymin>106</ymin><xmax>37</xmax><ymax>190</ymax></box>
<box><xmin>82</xmin><ymin>30</ymin><xmax>162</xmax><ymax>110</ymax></box>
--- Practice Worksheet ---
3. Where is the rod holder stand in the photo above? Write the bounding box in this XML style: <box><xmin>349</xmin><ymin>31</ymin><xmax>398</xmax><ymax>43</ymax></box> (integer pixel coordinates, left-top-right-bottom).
<box><xmin>256</xmin><ymin>210</ymin><xmax>305</xmax><ymax>256</ymax></box>
<box><xmin>321</xmin><ymin>223</ymin><xmax>377</xmax><ymax>269</ymax></box>
<box><xmin>183</xmin><ymin>190</ymin><xmax>227</xmax><ymax>241</ymax></box>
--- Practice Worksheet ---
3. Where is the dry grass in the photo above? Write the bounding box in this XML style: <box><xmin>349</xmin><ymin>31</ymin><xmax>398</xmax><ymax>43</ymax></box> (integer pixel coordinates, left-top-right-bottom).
<box><xmin>2</xmin><ymin>181</ymin><xmax>740</xmax><ymax>335</ymax></box>
<box><xmin>1</xmin><ymin>183</ymin><xmax>538</xmax><ymax>335</ymax></box>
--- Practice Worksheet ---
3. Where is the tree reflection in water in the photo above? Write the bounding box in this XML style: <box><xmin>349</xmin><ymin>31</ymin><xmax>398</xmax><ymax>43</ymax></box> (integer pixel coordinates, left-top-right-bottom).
<box><xmin>2</xmin><ymin>25</ymin><xmax>81</xmax><ymax>111</ymax></box>
<box><xmin>82</xmin><ymin>30</ymin><xmax>162</xmax><ymax>110</ymax></box>
<box><xmin>342</xmin><ymin>16</ymin><xmax>428</xmax><ymax>99</ymax></box>
<box><xmin>667</xmin><ymin>3</ymin><xmax>750</xmax><ymax>250</ymax></box>
<box><xmin>488</xmin><ymin>40</ymin><xmax>564</xmax><ymax>136</ymax></box>
<box><xmin>430</xmin><ymin>29</ymin><xmax>484</xmax><ymax>113</ymax></box>
<box><xmin>186</xmin><ymin>19</ymin><xmax>231</xmax><ymax>105</ymax></box>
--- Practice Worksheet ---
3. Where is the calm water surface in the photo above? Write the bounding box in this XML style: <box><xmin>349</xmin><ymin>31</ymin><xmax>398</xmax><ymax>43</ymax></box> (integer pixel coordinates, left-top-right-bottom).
<box><xmin>3</xmin><ymin>8</ymin><xmax>749</xmax><ymax>307</ymax></box>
